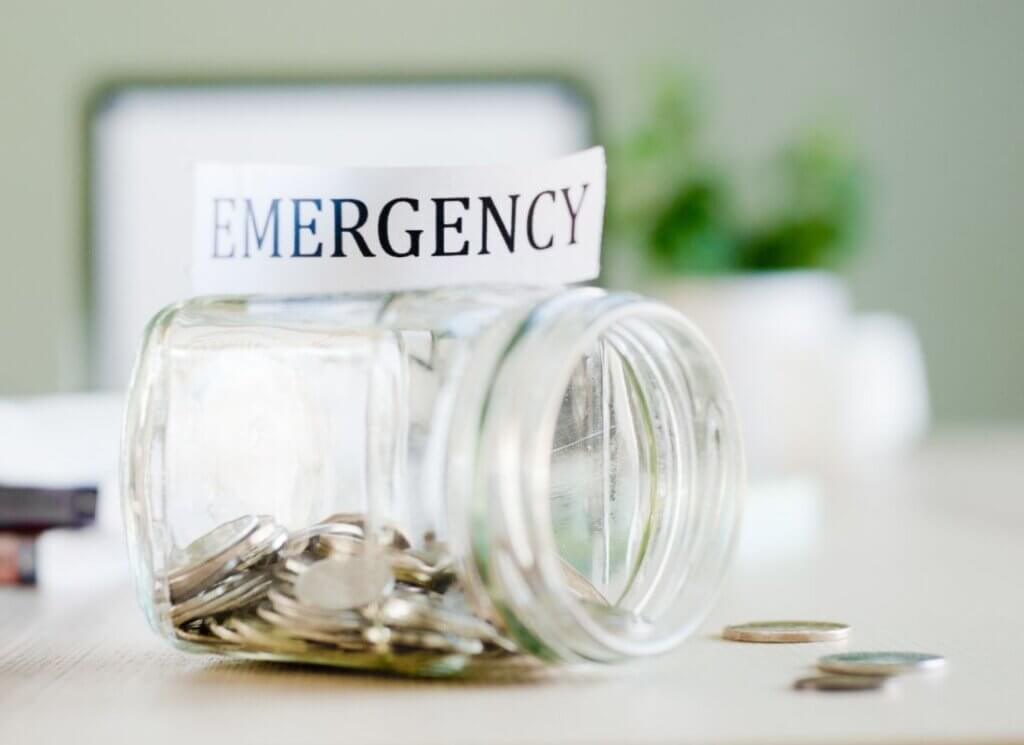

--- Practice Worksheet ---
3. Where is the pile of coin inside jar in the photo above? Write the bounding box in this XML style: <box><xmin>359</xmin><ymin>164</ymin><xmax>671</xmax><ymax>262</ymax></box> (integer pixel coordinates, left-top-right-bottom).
<box><xmin>166</xmin><ymin>513</ymin><xmax>520</xmax><ymax>676</ymax></box>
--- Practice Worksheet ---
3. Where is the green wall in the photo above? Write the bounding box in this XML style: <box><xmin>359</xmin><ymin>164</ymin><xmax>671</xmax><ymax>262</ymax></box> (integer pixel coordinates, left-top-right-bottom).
<box><xmin>1</xmin><ymin>0</ymin><xmax>1022</xmax><ymax>422</ymax></box>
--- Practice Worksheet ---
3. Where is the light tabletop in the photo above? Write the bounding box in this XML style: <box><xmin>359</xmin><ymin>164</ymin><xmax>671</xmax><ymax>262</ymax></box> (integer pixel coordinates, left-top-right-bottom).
<box><xmin>2</xmin><ymin>430</ymin><xmax>1022</xmax><ymax>744</ymax></box>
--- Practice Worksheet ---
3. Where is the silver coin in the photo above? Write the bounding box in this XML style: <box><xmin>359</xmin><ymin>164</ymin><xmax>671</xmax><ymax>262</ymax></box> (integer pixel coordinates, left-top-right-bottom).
<box><xmin>283</xmin><ymin>556</ymin><xmax>317</xmax><ymax>575</ymax></box>
<box><xmin>168</xmin><ymin>515</ymin><xmax>261</xmax><ymax>601</ymax></box>
<box><xmin>172</xmin><ymin>579</ymin><xmax>238</xmax><ymax>626</ymax></box>
<box><xmin>256</xmin><ymin>617</ymin><xmax>368</xmax><ymax>651</ymax></box>
<box><xmin>171</xmin><ymin>570</ymin><xmax>271</xmax><ymax>625</ymax></box>
<box><xmin>294</xmin><ymin>555</ymin><xmax>395</xmax><ymax>611</ymax></box>
<box><xmin>164</xmin><ymin>513</ymin><xmax>523</xmax><ymax>670</ymax></box>
<box><xmin>818</xmin><ymin>651</ymin><xmax>946</xmax><ymax>676</ymax></box>
<box><xmin>317</xmin><ymin>512</ymin><xmax>369</xmax><ymax>532</ymax></box>
<box><xmin>375</xmin><ymin>593</ymin><xmax>516</xmax><ymax>652</ymax></box>
<box><xmin>174</xmin><ymin>624</ymin><xmax>216</xmax><ymax>645</ymax></box>
<box><xmin>224</xmin><ymin>615</ymin><xmax>311</xmax><ymax>654</ymax></box>
<box><xmin>265</xmin><ymin>588</ymin><xmax>367</xmax><ymax>630</ymax></box>
<box><xmin>794</xmin><ymin>674</ymin><xmax>890</xmax><ymax>692</ymax></box>
<box><xmin>296</xmin><ymin>646</ymin><xmax>470</xmax><ymax>677</ymax></box>
<box><xmin>389</xmin><ymin>550</ymin><xmax>455</xmax><ymax>591</ymax></box>
<box><xmin>233</xmin><ymin>521</ymin><xmax>289</xmax><ymax>573</ymax></box>
<box><xmin>174</xmin><ymin>515</ymin><xmax>259</xmax><ymax>570</ymax></box>
<box><xmin>256</xmin><ymin>604</ymin><xmax>369</xmax><ymax>648</ymax></box>
<box><xmin>280</xmin><ymin>525</ymin><xmax>332</xmax><ymax>559</ymax></box>
<box><xmin>315</xmin><ymin>532</ymin><xmax>366</xmax><ymax>558</ymax></box>
<box><xmin>206</xmin><ymin>618</ymin><xmax>246</xmax><ymax>645</ymax></box>
<box><xmin>723</xmin><ymin>621</ymin><xmax>850</xmax><ymax>643</ymax></box>
<box><xmin>272</xmin><ymin>565</ymin><xmax>301</xmax><ymax>585</ymax></box>
<box><xmin>386</xmin><ymin>627</ymin><xmax>484</xmax><ymax>656</ymax></box>
<box><xmin>318</xmin><ymin>513</ymin><xmax>412</xmax><ymax>552</ymax></box>
<box><xmin>307</xmin><ymin>523</ymin><xmax>365</xmax><ymax>557</ymax></box>
<box><xmin>375</xmin><ymin>524</ymin><xmax>412</xmax><ymax>552</ymax></box>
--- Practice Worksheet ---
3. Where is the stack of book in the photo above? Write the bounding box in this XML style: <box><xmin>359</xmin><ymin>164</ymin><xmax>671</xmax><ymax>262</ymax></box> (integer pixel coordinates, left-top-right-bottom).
<box><xmin>0</xmin><ymin>484</ymin><xmax>98</xmax><ymax>586</ymax></box>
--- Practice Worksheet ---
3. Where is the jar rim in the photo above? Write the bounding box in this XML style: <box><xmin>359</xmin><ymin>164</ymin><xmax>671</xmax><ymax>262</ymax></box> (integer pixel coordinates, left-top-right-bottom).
<box><xmin>458</xmin><ymin>288</ymin><xmax>745</xmax><ymax>663</ymax></box>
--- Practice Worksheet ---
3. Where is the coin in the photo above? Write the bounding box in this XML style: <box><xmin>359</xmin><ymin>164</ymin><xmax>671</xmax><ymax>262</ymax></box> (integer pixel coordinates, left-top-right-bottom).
<box><xmin>389</xmin><ymin>550</ymin><xmax>455</xmax><ymax>591</ymax></box>
<box><xmin>376</xmin><ymin>593</ymin><xmax>516</xmax><ymax>652</ymax></box>
<box><xmin>175</xmin><ymin>515</ymin><xmax>259</xmax><ymax>569</ymax></box>
<box><xmin>256</xmin><ymin>605</ymin><xmax>370</xmax><ymax>650</ymax></box>
<box><xmin>294</xmin><ymin>554</ymin><xmax>395</xmax><ymax>611</ymax></box>
<box><xmin>224</xmin><ymin>615</ymin><xmax>311</xmax><ymax>654</ymax></box>
<box><xmin>794</xmin><ymin>674</ymin><xmax>890</xmax><ymax>692</ymax></box>
<box><xmin>315</xmin><ymin>532</ymin><xmax>366</xmax><ymax>558</ymax></box>
<box><xmin>166</xmin><ymin>512</ymin><xmax>520</xmax><ymax>671</ymax></box>
<box><xmin>818</xmin><ymin>651</ymin><xmax>946</xmax><ymax>676</ymax></box>
<box><xmin>318</xmin><ymin>513</ymin><xmax>412</xmax><ymax>552</ymax></box>
<box><xmin>266</xmin><ymin>588</ymin><xmax>367</xmax><ymax>629</ymax></box>
<box><xmin>232</xmin><ymin>521</ymin><xmax>289</xmax><ymax>573</ymax></box>
<box><xmin>174</xmin><ymin>624</ymin><xmax>216</xmax><ymax>645</ymax></box>
<box><xmin>168</xmin><ymin>515</ymin><xmax>261</xmax><ymax>601</ymax></box>
<box><xmin>206</xmin><ymin>618</ymin><xmax>246</xmax><ymax>645</ymax></box>
<box><xmin>260</xmin><ymin>596</ymin><xmax>366</xmax><ymax>629</ymax></box>
<box><xmin>723</xmin><ymin>621</ymin><xmax>850</xmax><ymax>643</ymax></box>
<box><xmin>378</xmin><ymin>525</ymin><xmax>412</xmax><ymax>552</ymax></box>
<box><xmin>171</xmin><ymin>569</ymin><xmax>271</xmax><ymax>625</ymax></box>
<box><xmin>387</xmin><ymin>627</ymin><xmax>484</xmax><ymax>656</ymax></box>
<box><xmin>280</xmin><ymin>520</ymin><xmax>360</xmax><ymax>559</ymax></box>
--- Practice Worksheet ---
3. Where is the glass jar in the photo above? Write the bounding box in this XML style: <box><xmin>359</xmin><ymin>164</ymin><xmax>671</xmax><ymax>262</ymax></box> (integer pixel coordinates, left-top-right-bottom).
<box><xmin>122</xmin><ymin>285</ymin><xmax>743</xmax><ymax>676</ymax></box>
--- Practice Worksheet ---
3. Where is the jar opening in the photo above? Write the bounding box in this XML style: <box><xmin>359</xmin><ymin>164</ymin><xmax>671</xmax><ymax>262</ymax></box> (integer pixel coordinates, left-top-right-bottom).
<box><xmin>469</xmin><ymin>290</ymin><xmax>743</xmax><ymax>663</ymax></box>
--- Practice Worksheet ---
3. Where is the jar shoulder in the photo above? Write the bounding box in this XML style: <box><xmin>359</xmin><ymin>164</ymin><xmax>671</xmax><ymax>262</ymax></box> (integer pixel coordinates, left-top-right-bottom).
<box><xmin>144</xmin><ymin>286</ymin><xmax>563</xmax><ymax>347</ymax></box>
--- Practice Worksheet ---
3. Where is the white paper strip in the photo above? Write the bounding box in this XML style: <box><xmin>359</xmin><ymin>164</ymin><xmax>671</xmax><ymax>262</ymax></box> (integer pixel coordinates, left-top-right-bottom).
<box><xmin>192</xmin><ymin>147</ymin><xmax>604</xmax><ymax>295</ymax></box>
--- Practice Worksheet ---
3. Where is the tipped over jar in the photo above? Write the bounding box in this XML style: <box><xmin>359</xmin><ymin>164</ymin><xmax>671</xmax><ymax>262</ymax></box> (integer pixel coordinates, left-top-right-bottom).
<box><xmin>121</xmin><ymin>285</ymin><xmax>743</xmax><ymax>676</ymax></box>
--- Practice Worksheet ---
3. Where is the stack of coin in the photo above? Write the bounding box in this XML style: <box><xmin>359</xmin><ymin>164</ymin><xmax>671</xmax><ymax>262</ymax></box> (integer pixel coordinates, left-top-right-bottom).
<box><xmin>169</xmin><ymin>515</ymin><xmax>287</xmax><ymax>626</ymax></box>
<box><xmin>166</xmin><ymin>513</ymin><xmax>518</xmax><ymax>675</ymax></box>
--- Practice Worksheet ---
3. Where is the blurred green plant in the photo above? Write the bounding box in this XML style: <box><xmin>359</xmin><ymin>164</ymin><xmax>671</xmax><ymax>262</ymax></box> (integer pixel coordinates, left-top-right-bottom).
<box><xmin>607</xmin><ymin>77</ymin><xmax>864</xmax><ymax>274</ymax></box>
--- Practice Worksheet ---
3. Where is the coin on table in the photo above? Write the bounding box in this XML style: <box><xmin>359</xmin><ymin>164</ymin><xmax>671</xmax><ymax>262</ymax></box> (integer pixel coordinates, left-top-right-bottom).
<box><xmin>722</xmin><ymin>621</ymin><xmax>850</xmax><ymax>643</ymax></box>
<box><xmin>818</xmin><ymin>651</ymin><xmax>946</xmax><ymax>676</ymax></box>
<box><xmin>294</xmin><ymin>554</ymin><xmax>395</xmax><ymax>611</ymax></box>
<box><xmin>794</xmin><ymin>674</ymin><xmax>891</xmax><ymax>692</ymax></box>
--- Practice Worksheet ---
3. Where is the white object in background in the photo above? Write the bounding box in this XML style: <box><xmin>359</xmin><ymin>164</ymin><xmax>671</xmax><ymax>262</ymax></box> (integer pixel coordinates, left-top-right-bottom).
<box><xmin>0</xmin><ymin>393</ymin><xmax>124</xmax><ymax>533</ymax></box>
<box><xmin>839</xmin><ymin>313</ymin><xmax>930</xmax><ymax>462</ymax></box>
<box><xmin>652</xmin><ymin>271</ymin><xmax>848</xmax><ymax>476</ymax></box>
<box><xmin>650</xmin><ymin>271</ymin><xmax>929</xmax><ymax>477</ymax></box>
<box><xmin>91</xmin><ymin>81</ymin><xmax>592</xmax><ymax>388</ymax></box>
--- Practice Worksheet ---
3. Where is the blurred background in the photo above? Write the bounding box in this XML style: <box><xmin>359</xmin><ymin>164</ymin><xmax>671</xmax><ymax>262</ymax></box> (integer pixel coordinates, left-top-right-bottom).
<box><xmin>0</xmin><ymin>0</ymin><xmax>1021</xmax><ymax>549</ymax></box>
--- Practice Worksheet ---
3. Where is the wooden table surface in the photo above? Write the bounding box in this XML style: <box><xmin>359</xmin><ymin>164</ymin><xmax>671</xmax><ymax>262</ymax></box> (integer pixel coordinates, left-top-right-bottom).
<box><xmin>2</xmin><ymin>430</ymin><xmax>1022</xmax><ymax>744</ymax></box>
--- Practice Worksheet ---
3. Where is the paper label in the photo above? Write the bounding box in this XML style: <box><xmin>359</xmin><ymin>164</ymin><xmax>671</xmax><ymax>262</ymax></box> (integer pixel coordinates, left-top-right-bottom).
<box><xmin>192</xmin><ymin>147</ymin><xmax>604</xmax><ymax>295</ymax></box>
